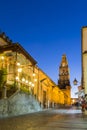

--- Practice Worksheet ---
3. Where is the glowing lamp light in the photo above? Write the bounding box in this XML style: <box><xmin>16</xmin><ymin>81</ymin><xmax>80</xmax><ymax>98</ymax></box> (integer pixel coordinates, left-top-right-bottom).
<box><xmin>72</xmin><ymin>99</ymin><xmax>75</xmax><ymax>103</ymax></box>
<box><xmin>26</xmin><ymin>80</ymin><xmax>28</xmax><ymax>83</ymax></box>
<box><xmin>18</xmin><ymin>68</ymin><xmax>22</xmax><ymax>72</ymax></box>
<box><xmin>32</xmin><ymin>83</ymin><xmax>35</xmax><ymax>87</ymax></box>
<box><xmin>33</xmin><ymin>73</ymin><xmax>35</xmax><ymax>77</ymax></box>
<box><xmin>22</xmin><ymin>78</ymin><xmax>25</xmax><ymax>82</ymax></box>
<box><xmin>34</xmin><ymin>79</ymin><xmax>37</xmax><ymax>82</ymax></box>
<box><xmin>17</xmin><ymin>62</ymin><xmax>20</xmax><ymax>66</ymax></box>
<box><xmin>29</xmin><ymin>81</ymin><xmax>32</xmax><ymax>85</ymax></box>
<box><xmin>16</xmin><ymin>76</ymin><xmax>19</xmax><ymax>80</ymax></box>
<box><xmin>1</xmin><ymin>56</ymin><xmax>4</xmax><ymax>60</ymax></box>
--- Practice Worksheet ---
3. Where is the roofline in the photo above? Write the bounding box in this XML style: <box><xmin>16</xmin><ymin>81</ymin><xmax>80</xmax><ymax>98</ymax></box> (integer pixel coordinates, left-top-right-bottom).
<box><xmin>0</xmin><ymin>32</ymin><xmax>37</xmax><ymax>65</ymax></box>
<box><xmin>0</xmin><ymin>32</ymin><xmax>13</xmax><ymax>45</ymax></box>
<box><xmin>38</xmin><ymin>67</ymin><xmax>57</xmax><ymax>86</ymax></box>
<box><xmin>0</xmin><ymin>43</ymin><xmax>37</xmax><ymax>65</ymax></box>
<box><xmin>15</xmin><ymin>43</ymin><xmax>37</xmax><ymax>65</ymax></box>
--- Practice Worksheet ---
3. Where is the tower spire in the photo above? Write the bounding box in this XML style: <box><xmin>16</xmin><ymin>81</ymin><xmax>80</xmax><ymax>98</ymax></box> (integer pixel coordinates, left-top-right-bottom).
<box><xmin>58</xmin><ymin>54</ymin><xmax>71</xmax><ymax>89</ymax></box>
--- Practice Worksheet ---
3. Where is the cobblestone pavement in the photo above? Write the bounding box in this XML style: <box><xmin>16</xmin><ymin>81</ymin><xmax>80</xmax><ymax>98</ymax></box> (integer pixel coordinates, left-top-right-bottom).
<box><xmin>0</xmin><ymin>108</ymin><xmax>87</xmax><ymax>130</ymax></box>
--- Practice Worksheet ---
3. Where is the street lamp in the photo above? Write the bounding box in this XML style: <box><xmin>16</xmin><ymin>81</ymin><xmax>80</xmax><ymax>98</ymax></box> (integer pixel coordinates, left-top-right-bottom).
<box><xmin>73</xmin><ymin>78</ymin><xmax>86</xmax><ymax>111</ymax></box>
<box><xmin>73</xmin><ymin>78</ymin><xmax>78</xmax><ymax>85</ymax></box>
<box><xmin>73</xmin><ymin>78</ymin><xmax>84</xmax><ymax>94</ymax></box>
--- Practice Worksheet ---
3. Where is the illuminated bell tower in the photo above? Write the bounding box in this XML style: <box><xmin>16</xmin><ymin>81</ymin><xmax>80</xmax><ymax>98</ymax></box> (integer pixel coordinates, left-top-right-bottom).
<box><xmin>58</xmin><ymin>54</ymin><xmax>71</xmax><ymax>89</ymax></box>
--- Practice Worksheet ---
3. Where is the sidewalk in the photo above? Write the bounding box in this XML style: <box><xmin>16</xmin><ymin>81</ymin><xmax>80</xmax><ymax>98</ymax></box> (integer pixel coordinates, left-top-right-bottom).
<box><xmin>0</xmin><ymin>108</ymin><xmax>87</xmax><ymax>130</ymax></box>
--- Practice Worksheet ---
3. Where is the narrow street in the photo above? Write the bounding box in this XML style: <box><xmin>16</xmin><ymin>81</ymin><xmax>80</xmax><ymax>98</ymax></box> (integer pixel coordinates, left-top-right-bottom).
<box><xmin>0</xmin><ymin>107</ymin><xmax>87</xmax><ymax>130</ymax></box>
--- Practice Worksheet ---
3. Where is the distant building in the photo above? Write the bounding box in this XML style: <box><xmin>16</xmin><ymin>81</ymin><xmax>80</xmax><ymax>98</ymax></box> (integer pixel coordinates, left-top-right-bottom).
<box><xmin>58</xmin><ymin>54</ymin><xmax>71</xmax><ymax>105</ymax></box>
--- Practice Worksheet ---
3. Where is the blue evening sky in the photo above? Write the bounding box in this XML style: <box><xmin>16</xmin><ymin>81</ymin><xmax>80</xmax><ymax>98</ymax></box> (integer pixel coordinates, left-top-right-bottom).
<box><xmin>0</xmin><ymin>0</ymin><xmax>87</xmax><ymax>97</ymax></box>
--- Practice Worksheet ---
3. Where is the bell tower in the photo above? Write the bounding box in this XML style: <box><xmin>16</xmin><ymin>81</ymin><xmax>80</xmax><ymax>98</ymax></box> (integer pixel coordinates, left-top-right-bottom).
<box><xmin>58</xmin><ymin>54</ymin><xmax>71</xmax><ymax>89</ymax></box>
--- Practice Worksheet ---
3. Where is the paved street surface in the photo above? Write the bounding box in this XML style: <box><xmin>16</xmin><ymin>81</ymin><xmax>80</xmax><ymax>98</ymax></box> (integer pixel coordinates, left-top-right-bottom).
<box><xmin>0</xmin><ymin>107</ymin><xmax>87</xmax><ymax>130</ymax></box>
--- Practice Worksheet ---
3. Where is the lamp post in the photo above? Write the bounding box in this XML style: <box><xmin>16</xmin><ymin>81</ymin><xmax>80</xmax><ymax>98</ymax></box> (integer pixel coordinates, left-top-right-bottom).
<box><xmin>73</xmin><ymin>78</ymin><xmax>87</xmax><ymax>112</ymax></box>
<box><xmin>73</xmin><ymin>78</ymin><xmax>79</xmax><ymax>86</ymax></box>
<box><xmin>73</xmin><ymin>78</ymin><xmax>84</xmax><ymax>96</ymax></box>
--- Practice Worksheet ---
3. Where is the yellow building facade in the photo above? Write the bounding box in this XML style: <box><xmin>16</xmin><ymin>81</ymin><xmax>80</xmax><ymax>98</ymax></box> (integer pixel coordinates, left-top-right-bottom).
<box><xmin>0</xmin><ymin>32</ymin><xmax>70</xmax><ymax>108</ymax></box>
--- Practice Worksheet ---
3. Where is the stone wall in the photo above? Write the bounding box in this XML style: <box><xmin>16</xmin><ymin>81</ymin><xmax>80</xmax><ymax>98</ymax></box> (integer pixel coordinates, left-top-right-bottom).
<box><xmin>0</xmin><ymin>91</ymin><xmax>42</xmax><ymax>118</ymax></box>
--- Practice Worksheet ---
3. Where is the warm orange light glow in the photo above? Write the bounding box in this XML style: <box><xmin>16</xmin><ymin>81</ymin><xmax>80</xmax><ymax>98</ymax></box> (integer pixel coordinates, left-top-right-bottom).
<box><xmin>72</xmin><ymin>99</ymin><xmax>75</xmax><ymax>103</ymax></box>
<box><xmin>29</xmin><ymin>81</ymin><xmax>32</xmax><ymax>85</ymax></box>
<box><xmin>26</xmin><ymin>80</ymin><xmax>28</xmax><ymax>83</ymax></box>
<box><xmin>17</xmin><ymin>62</ymin><xmax>20</xmax><ymax>66</ymax></box>
<box><xmin>34</xmin><ymin>79</ymin><xmax>37</xmax><ymax>82</ymax></box>
<box><xmin>1</xmin><ymin>56</ymin><xmax>4</xmax><ymax>60</ymax></box>
<box><xmin>32</xmin><ymin>83</ymin><xmax>35</xmax><ymax>87</ymax></box>
<box><xmin>16</xmin><ymin>76</ymin><xmax>19</xmax><ymax>80</ymax></box>
<box><xmin>22</xmin><ymin>78</ymin><xmax>25</xmax><ymax>82</ymax></box>
<box><xmin>18</xmin><ymin>68</ymin><xmax>22</xmax><ymax>72</ymax></box>
<box><xmin>33</xmin><ymin>73</ymin><xmax>35</xmax><ymax>77</ymax></box>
